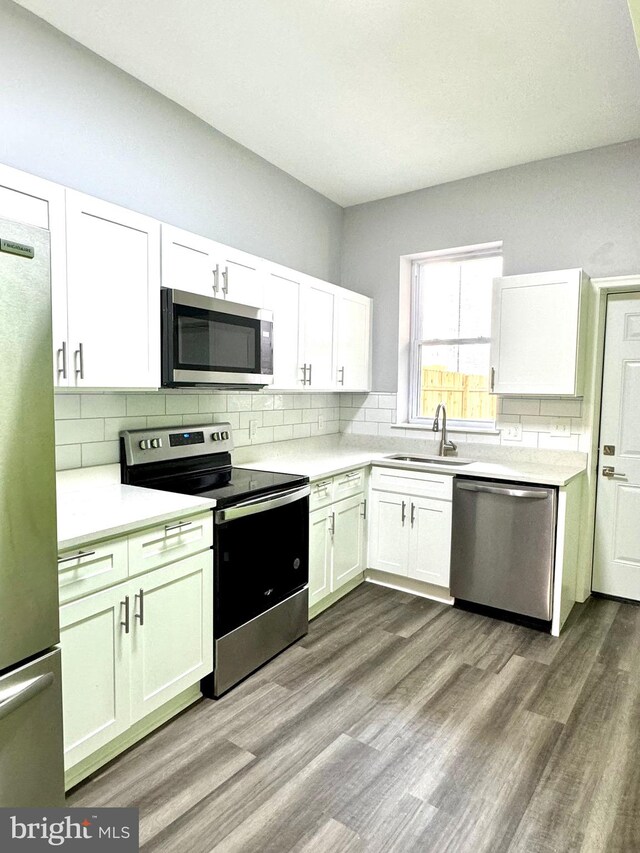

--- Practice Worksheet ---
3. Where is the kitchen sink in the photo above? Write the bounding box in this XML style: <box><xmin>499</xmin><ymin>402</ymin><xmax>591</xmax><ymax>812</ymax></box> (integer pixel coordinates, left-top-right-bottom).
<box><xmin>384</xmin><ymin>454</ymin><xmax>473</xmax><ymax>466</ymax></box>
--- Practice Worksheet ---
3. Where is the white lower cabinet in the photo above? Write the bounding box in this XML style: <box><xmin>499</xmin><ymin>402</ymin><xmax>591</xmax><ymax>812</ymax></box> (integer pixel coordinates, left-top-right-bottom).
<box><xmin>309</xmin><ymin>470</ymin><xmax>367</xmax><ymax>609</ymax></box>
<box><xmin>368</xmin><ymin>468</ymin><xmax>453</xmax><ymax>588</ymax></box>
<box><xmin>58</xmin><ymin>512</ymin><xmax>213</xmax><ymax>778</ymax></box>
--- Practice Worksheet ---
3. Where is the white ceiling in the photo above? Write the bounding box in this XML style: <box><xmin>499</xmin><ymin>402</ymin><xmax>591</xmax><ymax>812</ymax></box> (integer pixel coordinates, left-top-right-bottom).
<box><xmin>14</xmin><ymin>0</ymin><xmax>640</xmax><ymax>206</ymax></box>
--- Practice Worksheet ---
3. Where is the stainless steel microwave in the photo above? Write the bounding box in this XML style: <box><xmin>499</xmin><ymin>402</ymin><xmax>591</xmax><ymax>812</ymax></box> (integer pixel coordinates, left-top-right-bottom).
<box><xmin>161</xmin><ymin>288</ymin><xmax>273</xmax><ymax>388</ymax></box>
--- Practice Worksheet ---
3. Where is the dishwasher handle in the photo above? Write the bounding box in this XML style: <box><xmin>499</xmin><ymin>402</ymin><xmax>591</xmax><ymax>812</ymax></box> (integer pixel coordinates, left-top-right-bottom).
<box><xmin>456</xmin><ymin>482</ymin><xmax>549</xmax><ymax>499</ymax></box>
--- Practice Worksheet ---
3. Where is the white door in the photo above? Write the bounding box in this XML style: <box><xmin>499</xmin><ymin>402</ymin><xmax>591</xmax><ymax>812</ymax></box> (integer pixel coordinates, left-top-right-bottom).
<box><xmin>301</xmin><ymin>280</ymin><xmax>336</xmax><ymax>389</ymax></box>
<box><xmin>335</xmin><ymin>289</ymin><xmax>371</xmax><ymax>391</ymax></box>
<box><xmin>59</xmin><ymin>585</ymin><xmax>131</xmax><ymax>768</ymax></box>
<box><xmin>332</xmin><ymin>495</ymin><xmax>366</xmax><ymax>589</ymax></box>
<box><xmin>264</xmin><ymin>271</ymin><xmax>303</xmax><ymax>388</ymax></box>
<box><xmin>129</xmin><ymin>554</ymin><xmax>213</xmax><ymax>722</ymax></box>
<box><xmin>217</xmin><ymin>246</ymin><xmax>263</xmax><ymax>307</ymax></box>
<box><xmin>161</xmin><ymin>224</ymin><xmax>220</xmax><ymax>297</ymax></box>
<box><xmin>367</xmin><ymin>491</ymin><xmax>409</xmax><ymax>576</ymax></box>
<box><xmin>593</xmin><ymin>292</ymin><xmax>640</xmax><ymax>600</ymax></box>
<box><xmin>66</xmin><ymin>190</ymin><xmax>160</xmax><ymax>388</ymax></box>
<box><xmin>309</xmin><ymin>506</ymin><xmax>331</xmax><ymax>606</ymax></box>
<box><xmin>0</xmin><ymin>164</ymin><xmax>68</xmax><ymax>386</ymax></box>
<box><xmin>408</xmin><ymin>497</ymin><xmax>452</xmax><ymax>587</ymax></box>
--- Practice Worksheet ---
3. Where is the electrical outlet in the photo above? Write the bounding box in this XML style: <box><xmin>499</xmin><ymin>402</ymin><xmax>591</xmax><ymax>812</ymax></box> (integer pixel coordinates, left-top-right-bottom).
<box><xmin>318</xmin><ymin>413</ymin><xmax>325</xmax><ymax>430</ymax></box>
<box><xmin>249</xmin><ymin>419</ymin><xmax>258</xmax><ymax>439</ymax></box>
<box><xmin>549</xmin><ymin>421</ymin><xmax>571</xmax><ymax>437</ymax></box>
<box><xmin>503</xmin><ymin>423</ymin><xmax>522</xmax><ymax>441</ymax></box>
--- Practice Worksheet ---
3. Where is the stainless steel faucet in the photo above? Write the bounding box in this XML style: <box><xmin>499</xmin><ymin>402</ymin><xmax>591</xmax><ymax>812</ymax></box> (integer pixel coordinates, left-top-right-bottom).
<box><xmin>432</xmin><ymin>402</ymin><xmax>457</xmax><ymax>457</ymax></box>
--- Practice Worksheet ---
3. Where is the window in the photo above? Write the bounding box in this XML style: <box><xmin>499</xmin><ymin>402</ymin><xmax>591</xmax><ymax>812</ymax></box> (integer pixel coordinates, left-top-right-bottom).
<box><xmin>409</xmin><ymin>245</ymin><xmax>503</xmax><ymax>430</ymax></box>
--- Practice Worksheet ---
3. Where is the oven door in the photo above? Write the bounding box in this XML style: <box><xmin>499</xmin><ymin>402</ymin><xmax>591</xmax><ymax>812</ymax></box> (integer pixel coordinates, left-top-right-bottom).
<box><xmin>214</xmin><ymin>486</ymin><xmax>310</xmax><ymax>638</ymax></box>
<box><xmin>162</xmin><ymin>288</ymin><xmax>273</xmax><ymax>386</ymax></box>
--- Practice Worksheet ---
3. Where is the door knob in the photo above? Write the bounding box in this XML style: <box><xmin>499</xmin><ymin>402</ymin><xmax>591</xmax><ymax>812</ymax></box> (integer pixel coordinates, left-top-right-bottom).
<box><xmin>602</xmin><ymin>466</ymin><xmax>626</xmax><ymax>479</ymax></box>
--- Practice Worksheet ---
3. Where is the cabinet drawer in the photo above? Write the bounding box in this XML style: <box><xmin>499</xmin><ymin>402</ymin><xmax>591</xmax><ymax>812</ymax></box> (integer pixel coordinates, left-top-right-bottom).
<box><xmin>58</xmin><ymin>539</ymin><xmax>128</xmax><ymax>604</ymax></box>
<box><xmin>128</xmin><ymin>512</ymin><xmax>213</xmax><ymax>577</ymax></box>
<box><xmin>334</xmin><ymin>468</ymin><xmax>366</xmax><ymax>500</ymax></box>
<box><xmin>309</xmin><ymin>477</ymin><xmax>335</xmax><ymax>510</ymax></box>
<box><xmin>370</xmin><ymin>466</ymin><xmax>453</xmax><ymax>501</ymax></box>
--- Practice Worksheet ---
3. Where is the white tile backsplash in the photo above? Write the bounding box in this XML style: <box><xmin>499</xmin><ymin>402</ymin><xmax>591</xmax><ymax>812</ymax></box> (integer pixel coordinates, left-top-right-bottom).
<box><xmin>54</xmin><ymin>390</ymin><xmax>341</xmax><ymax>469</ymax></box>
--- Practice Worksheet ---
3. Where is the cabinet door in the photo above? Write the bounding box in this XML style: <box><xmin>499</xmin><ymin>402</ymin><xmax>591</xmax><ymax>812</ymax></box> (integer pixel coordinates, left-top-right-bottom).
<box><xmin>309</xmin><ymin>506</ymin><xmax>332</xmax><ymax>606</ymax></box>
<box><xmin>490</xmin><ymin>269</ymin><xmax>584</xmax><ymax>396</ymax></box>
<box><xmin>335</xmin><ymin>289</ymin><xmax>371</xmax><ymax>391</ymax></box>
<box><xmin>0</xmin><ymin>164</ymin><xmax>68</xmax><ymax>386</ymax></box>
<box><xmin>129</xmin><ymin>554</ymin><xmax>213</xmax><ymax>722</ymax></box>
<box><xmin>161</xmin><ymin>224</ymin><xmax>220</xmax><ymax>298</ymax></box>
<box><xmin>59</xmin><ymin>585</ymin><xmax>130</xmax><ymax>769</ymax></box>
<box><xmin>217</xmin><ymin>244</ymin><xmax>263</xmax><ymax>307</ymax></box>
<box><xmin>367</xmin><ymin>490</ymin><xmax>410</xmax><ymax>576</ymax></box>
<box><xmin>66</xmin><ymin>190</ymin><xmax>160</xmax><ymax>388</ymax></box>
<box><xmin>332</xmin><ymin>495</ymin><xmax>366</xmax><ymax>589</ymax></box>
<box><xmin>407</xmin><ymin>497</ymin><xmax>452</xmax><ymax>588</ymax></box>
<box><xmin>301</xmin><ymin>280</ymin><xmax>336</xmax><ymax>389</ymax></box>
<box><xmin>264</xmin><ymin>270</ymin><xmax>304</xmax><ymax>389</ymax></box>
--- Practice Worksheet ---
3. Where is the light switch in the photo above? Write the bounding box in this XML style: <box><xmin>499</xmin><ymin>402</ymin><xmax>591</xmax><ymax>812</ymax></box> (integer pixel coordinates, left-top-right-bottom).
<box><xmin>549</xmin><ymin>421</ymin><xmax>571</xmax><ymax>437</ymax></box>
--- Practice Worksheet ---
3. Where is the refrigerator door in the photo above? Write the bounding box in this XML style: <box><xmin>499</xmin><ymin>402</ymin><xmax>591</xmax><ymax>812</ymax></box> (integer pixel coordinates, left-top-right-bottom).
<box><xmin>0</xmin><ymin>219</ymin><xmax>59</xmax><ymax>671</ymax></box>
<box><xmin>0</xmin><ymin>648</ymin><xmax>65</xmax><ymax>806</ymax></box>
<box><xmin>451</xmin><ymin>479</ymin><xmax>556</xmax><ymax>621</ymax></box>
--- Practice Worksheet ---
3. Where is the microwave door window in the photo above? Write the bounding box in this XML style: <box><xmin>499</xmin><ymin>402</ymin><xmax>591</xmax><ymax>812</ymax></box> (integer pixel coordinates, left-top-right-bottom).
<box><xmin>177</xmin><ymin>314</ymin><xmax>257</xmax><ymax>371</ymax></box>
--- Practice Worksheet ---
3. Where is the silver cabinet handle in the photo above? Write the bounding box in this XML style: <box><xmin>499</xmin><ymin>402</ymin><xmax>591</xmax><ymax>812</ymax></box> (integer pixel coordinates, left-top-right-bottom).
<box><xmin>121</xmin><ymin>595</ymin><xmax>130</xmax><ymax>634</ymax></box>
<box><xmin>212</xmin><ymin>263</ymin><xmax>220</xmax><ymax>294</ymax></box>
<box><xmin>410</xmin><ymin>502</ymin><xmax>416</xmax><ymax>527</ymax></box>
<box><xmin>401</xmin><ymin>500</ymin><xmax>406</xmax><ymax>525</ymax></box>
<box><xmin>135</xmin><ymin>589</ymin><xmax>144</xmax><ymax>626</ymax></box>
<box><xmin>344</xmin><ymin>471</ymin><xmax>361</xmax><ymax>480</ymax></box>
<box><xmin>361</xmin><ymin>499</ymin><xmax>367</xmax><ymax>519</ymax></box>
<box><xmin>57</xmin><ymin>549</ymin><xmax>96</xmax><ymax>564</ymax></box>
<box><xmin>74</xmin><ymin>342</ymin><xmax>84</xmax><ymax>380</ymax></box>
<box><xmin>328</xmin><ymin>511</ymin><xmax>336</xmax><ymax>535</ymax></box>
<box><xmin>338</xmin><ymin>366</ymin><xmax>345</xmax><ymax>385</ymax></box>
<box><xmin>456</xmin><ymin>482</ymin><xmax>549</xmax><ymax>499</ymax></box>
<box><xmin>602</xmin><ymin>467</ymin><xmax>627</xmax><ymax>479</ymax></box>
<box><xmin>222</xmin><ymin>266</ymin><xmax>229</xmax><ymax>296</ymax></box>
<box><xmin>164</xmin><ymin>520</ymin><xmax>193</xmax><ymax>533</ymax></box>
<box><xmin>0</xmin><ymin>673</ymin><xmax>54</xmax><ymax>723</ymax></box>
<box><xmin>57</xmin><ymin>341</ymin><xmax>67</xmax><ymax>379</ymax></box>
<box><xmin>300</xmin><ymin>364</ymin><xmax>308</xmax><ymax>386</ymax></box>
<box><xmin>307</xmin><ymin>363</ymin><xmax>312</xmax><ymax>386</ymax></box>
<box><xmin>490</xmin><ymin>366</ymin><xmax>495</xmax><ymax>392</ymax></box>
<box><xmin>315</xmin><ymin>480</ymin><xmax>332</xmax><ymax>491</ymax></box>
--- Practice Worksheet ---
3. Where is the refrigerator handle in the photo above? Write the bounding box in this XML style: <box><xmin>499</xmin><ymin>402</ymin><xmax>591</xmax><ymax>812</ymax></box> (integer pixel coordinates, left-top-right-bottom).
<box><xmin>0</xmin><ymin>673</ymin><xmax>54</xmax><ymax>722</ymax></box>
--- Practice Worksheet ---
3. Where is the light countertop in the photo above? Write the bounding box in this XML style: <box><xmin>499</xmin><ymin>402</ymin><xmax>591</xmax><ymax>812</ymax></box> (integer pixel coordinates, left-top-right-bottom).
<box><xmin>57</xmin><ymin>484</ymin><xmax>216</xmax><ymax>551</ymax></box>
<box><xmin>238</xmin><ymin>448</ymin><xmax>586</xmax><ymax>487</ymax></box>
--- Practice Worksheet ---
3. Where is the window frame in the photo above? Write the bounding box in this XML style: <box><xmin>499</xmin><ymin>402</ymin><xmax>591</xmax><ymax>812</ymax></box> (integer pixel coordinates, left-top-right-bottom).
<box><xmin>408</xmin><ymin>244</ymin><xmax>502</xmax><ymax>431</ymax></box>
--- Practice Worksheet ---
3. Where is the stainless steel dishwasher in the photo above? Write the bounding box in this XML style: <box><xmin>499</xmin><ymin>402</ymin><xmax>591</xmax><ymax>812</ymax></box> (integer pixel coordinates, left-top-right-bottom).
<box><xmin>450</xmin><ymin>478</ymin><xmax>557</xmax><ymax>621</ymax></box>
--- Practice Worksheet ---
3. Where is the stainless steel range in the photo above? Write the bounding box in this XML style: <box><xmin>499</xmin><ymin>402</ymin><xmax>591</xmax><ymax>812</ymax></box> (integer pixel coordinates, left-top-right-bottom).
<box><xmin>120</xmin><ymin>423</ymin><xmax>309</xmax><ymax>697</ymax></box>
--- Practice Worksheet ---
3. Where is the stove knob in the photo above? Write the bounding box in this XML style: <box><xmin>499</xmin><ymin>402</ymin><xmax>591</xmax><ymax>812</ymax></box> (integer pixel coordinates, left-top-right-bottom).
<box><xmin>221</xmin><ymin>431</ymin><xmax>230</xmax><ymax>440</ymax></box>
<box><xmin>211</xmin><ymin>432</ymin><xmax>220</xmax><ymax>442</ymax></box>
<box><xmin>150</xmin><ymin>438</ymin><xmax>162</xmax><ymax>449</ymax></box>
<box><xmin>139</xmin><ymin>440</ymin><xmax>150</xmax><ymax>450</ymax></box>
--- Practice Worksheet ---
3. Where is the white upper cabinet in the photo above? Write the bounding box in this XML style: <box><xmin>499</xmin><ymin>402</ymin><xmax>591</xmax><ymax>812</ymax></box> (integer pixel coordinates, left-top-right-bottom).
<box><xmin>161</xmin><ymin>224</ymin><xmax>264</xmax><ymax>307</ymax></box>
<box><xmin>65</xmin><ymin>191</ymin><xmax>160</xmax><ymax>389</ymax></box>
<box><xmin>335</xmin><ymin>287</ymin><xmax>371</xmax><ymax>391</ymax></box>
<box><xmin>264</xmin><ymin>268</ymin><xmax>304</xmax><ymax>389</ymax></box>
<box><xmin>490</xmin><ymin>268</ymin><xmax>588</xmax><ymax>396</ymax></box>
<box><xmin>300</xmin><ymin>278</ymin><xmax>337</xmax><ymax>390</ymax></box>
<box><xmin>0</xmin><ymin>165</ymin><xmax>68</xmax><ymax>386</ymax></box>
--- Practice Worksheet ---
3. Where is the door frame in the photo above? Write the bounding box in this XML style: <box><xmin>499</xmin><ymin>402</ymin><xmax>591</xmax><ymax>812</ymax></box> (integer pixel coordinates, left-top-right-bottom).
<box><xmin>579</xmin><ymin>275</ymin><xmax>640</xmax><ymax>601</ymax></box>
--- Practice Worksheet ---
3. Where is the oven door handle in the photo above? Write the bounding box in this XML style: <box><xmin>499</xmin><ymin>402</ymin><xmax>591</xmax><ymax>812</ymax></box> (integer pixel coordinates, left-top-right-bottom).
<box><xmin>215</xmin><ymin>485</ymin><xmax>310</xmax><ymax>523</ymax></box>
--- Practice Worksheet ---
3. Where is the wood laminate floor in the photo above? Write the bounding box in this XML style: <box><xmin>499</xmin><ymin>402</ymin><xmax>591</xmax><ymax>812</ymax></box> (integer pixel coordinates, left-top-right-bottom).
<box><xmin>68</xmin><ymin>583</ymin><xmax>640</xmax><ymax>852</ymax></box>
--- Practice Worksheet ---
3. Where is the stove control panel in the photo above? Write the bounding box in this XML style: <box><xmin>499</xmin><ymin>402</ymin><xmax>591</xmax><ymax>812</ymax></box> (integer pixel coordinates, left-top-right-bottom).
<box><xmin>122</xmin><ymin>422</ymin><xmax>234</xmax><ymax>466</ymax></box>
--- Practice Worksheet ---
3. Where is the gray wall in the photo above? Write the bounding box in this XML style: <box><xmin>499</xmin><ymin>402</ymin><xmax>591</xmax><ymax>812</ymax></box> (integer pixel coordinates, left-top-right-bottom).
<box><xmin>342</xmin><ymin>140</ymin><xmax>640</xmax><ymax>390</ymax></box>
<box><xmin>0</xmin><ymin>0</ymin><xmax>343</xmax><ymax>282</ymax></box>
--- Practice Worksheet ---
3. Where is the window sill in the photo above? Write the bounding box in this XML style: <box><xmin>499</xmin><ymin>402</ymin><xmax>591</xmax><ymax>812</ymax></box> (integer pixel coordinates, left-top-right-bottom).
<box><xmin>393</xmin><ymin>422</ymin><xmax>500</xmax><ymax>436</ymax></box>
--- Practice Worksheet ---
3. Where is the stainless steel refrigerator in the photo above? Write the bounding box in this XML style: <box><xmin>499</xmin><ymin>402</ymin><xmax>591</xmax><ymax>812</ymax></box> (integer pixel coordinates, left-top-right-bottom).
<box><xmin>0</xmin><ymin>218</ymin><xmax>65</xmax><ymax>806</ymax></box>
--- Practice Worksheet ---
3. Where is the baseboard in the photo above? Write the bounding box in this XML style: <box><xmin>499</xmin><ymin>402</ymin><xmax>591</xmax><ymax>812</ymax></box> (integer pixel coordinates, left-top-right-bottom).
<box><xmin>364</xmin><ymin>569</ymin><xmax>453</xmax><ymax>605</ymax></box>
<box><xmin>309</xmin><ymin>574</ymin><xmax>364</xmax><ymax>620</ymax></box>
